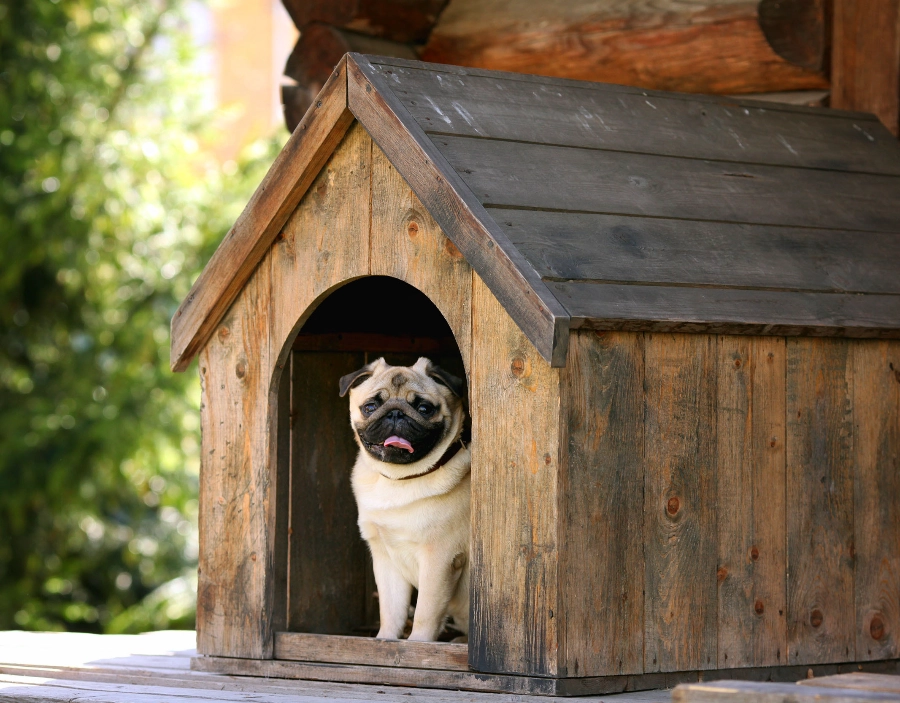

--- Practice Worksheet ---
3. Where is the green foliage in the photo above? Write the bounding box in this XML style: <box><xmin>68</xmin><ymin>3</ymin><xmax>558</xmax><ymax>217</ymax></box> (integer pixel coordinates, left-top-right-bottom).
<box><xmin>0</xmin><ymin>0</ymin><xmax>284</xmax><ymax>631</ymax></box>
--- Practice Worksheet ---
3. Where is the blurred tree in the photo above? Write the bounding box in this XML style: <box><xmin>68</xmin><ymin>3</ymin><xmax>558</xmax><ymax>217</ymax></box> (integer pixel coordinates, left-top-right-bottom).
<box><xmin>0</xmin><ymin>0</ymin><xmax>282</xmax><ymax>632</ymax></box>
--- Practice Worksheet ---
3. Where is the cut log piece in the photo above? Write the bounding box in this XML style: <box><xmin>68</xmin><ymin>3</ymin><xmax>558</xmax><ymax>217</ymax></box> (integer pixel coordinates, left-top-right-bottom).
<box><xmin>420</xmin><ymin>0</ymin><xmax>829</xmax><ymax>95</ymax></box>
<box><xmin>280</xmin><ymin>0</ymin><xmax>447</xmax><ymax>44</ymax></box>
<box><xmin>758</xmin><ymin>0</ymin><xmax>829</xmax><ymax>72</ymax></box>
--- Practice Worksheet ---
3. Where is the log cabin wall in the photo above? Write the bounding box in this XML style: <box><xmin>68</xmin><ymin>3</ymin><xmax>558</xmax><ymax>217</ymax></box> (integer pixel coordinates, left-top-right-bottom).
<box><xmin>554</xmin><ymin>330</ymin><xmax>900</xmax><ymax>678</ymax></box>
<box><xmin>196</xmin><ymin>122</ymin><xmax>475</xmax><ymax>657</ymax></box>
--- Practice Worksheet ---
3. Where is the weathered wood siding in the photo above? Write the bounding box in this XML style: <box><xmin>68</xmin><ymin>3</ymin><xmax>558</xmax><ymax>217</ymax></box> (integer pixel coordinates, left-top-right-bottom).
<box><xmin>198</xmin><ymin>122</ymin><xmax>474</xmax><ymax>657</ymax></box>
<box><xmin>556</xmin><ymin>331</ymin><xmax>900</xmax><ymax>678</ymax></box>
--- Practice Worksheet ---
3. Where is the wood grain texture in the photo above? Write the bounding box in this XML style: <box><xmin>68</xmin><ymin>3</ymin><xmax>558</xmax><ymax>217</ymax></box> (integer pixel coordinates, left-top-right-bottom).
<box><xmin>549</xmin><ymin>282</ymin><xmax>900</xmax><ymax>340</ymax></box>
<box><xmin>673</xmin><ymin>679</ymin><xmax>900</xmax><ymax>703</ymax></box>
<box><xmin>369</xmin><ymin>144</ymin><xmax>473</xmax><ymax>373</ymax></box>
<box><xmin>171</xmin><ymin>58</ymin><xmax>352</xmax><ymax>372</ymax></box>
<box><xmin>800</xmin><ymin>674</ymin><xmax>900</xmax><ymax>694</ymax></box>
<box><xmin>346</xmin><ymin>54</ymin><xmax>570</xmax><ymax>367</ymax></box>
<box><xmin>560</xmin><ymin>330</ymin><xmax>644</xmax><ymax>677</ymax></box>
<box><xmin>269</xmin><ymin>121</ymin><xmax>372</xmax><ymax>362</ymax></box>
<box><xmin>373</xmin><ymin>63</ymin><xmax>899</xmax><ymax>175</ymax></box>
<box><xmin>716</xmin><ymin>336</ymin><xmax>787</xmax><ymax>668</ymax></box>
<box><xmin>831</xmin><ymin>0</ymin><xmax>900</xmax><ymax>136</ymax></box>
<box><xmin>288</xmin><ymin>352</ymin><xmax>369</xmax><ymax>635</ymax></box>
<box><xmin>469</xmin><ymin>274</ymin><xmax>562</xmax><ymax>676</ymax></box>
<box><xmin>851</xmin><ymin>342</ymin><xmax>900</xmax><ymax>661</ymax></box>
<box><xmin>493</xmin><ymin>210</ymin><xmax>900</xmax><ymax>295</ymax></box>
<box><xmin>280</xmin><ymin>0</ymin><xmax>447</xmax><ymax>44</ymax></box>
<box><xmin>644</xmin><ymin>333</ymin><xmax>717</xmax><ymax>673</ymax></box>
<box><xmin>274</xmin><ymin>632</ymin><xmax>469</xmax><ymax>671</ymax></box>
<box><xmin>197</xmin><ymin>256</ymin><xmax>275</xmax><ymax>658</ymax></box>
<box><xmin>419</xmin><ymin>0</ymin><xmax>828</xmax><ymax>95</ymax></box>
<box><xmin>785</xmin><ymin>339</ymin><xmax>856</xmax><ymax>665</ymax></box>
<box><xmin>432</xmin><ymin>135</ymin><xmax>900</xmax><ymax>234</ymax></box>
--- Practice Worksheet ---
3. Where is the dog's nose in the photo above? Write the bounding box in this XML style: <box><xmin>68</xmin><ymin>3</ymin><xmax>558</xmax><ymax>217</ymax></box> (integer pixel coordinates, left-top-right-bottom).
<box><xmin>386</xmin><ymin>409</ymin><xmax>405</xmax><ymax>422</ymax></box>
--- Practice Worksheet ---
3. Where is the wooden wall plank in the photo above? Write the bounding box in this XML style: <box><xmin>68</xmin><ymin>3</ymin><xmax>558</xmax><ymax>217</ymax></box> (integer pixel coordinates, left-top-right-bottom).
<box><xmin>369</xmin><ymin>144</ymin><xmax>473</xmax><ymax>374</ymax></box>
<box><xmin>549</xmin><ymin>281</ymin><xmax>900</xmax><ymax>340</ymax></box>
<box><xmin>373</xmin><ymin>64</ymin><xmax>900</xmax><ymax>175</ymax></box>
<box><xmin>469</xmin><ymin>274</ymin><xmax>562</xmax><ymax>676</ymax></box>
<box><xmin>433</xmin><ymin>135</ymin><xmax>900</xmax><ymax>234</ymax></box>
<box><xmin>717</xmin><ymin>336</ymin><xmax>787</xmax><ymax>668</ymax></box>
<box><xmin>561</xmin><ymin>330</ymin><xmax>644</xmax><ymax>677</ymax></box>
<box><xmin>831</xmin><ymin>0</ymin><xmax>900</xmax><ymax>136</ymax></box>
<box><xmin>269</xmin><ymin>122</ymin><xmax>372</xmax><ymax>363</ymax></box>
<box><xmin>644</xmin><ymin>333</ymin><xmax>717</xmax><ymax>673</ymax></box>
<box><xmin>197</xmin><ymin>254</ymin><xmax>274</xmax><ymax>658</ymax></box>
<box><xmin>785</xmin><ymin>339</ymin><xmax>856</xmax><ymax>664</ymax></box>
<box><xmin>494</xmin><ymin>210</ymin><xmax>900</xmax><ymax>296</ymax></box>
<box><xmin>851</xmin><ymin>341</ymin><xmax>900</xmax><ymax>661</ymax></box>
<box><xmin>288</xmin><ymin>351</ymin><xmax>369</xmax><ymax>635</ymax></box>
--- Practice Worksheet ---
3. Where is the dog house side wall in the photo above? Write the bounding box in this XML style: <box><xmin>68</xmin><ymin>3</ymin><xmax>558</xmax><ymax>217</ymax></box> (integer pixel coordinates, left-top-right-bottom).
<box><xmin>554</xmin><ymin>330</ymin><xmax>900</xmax><ymax>679</ymax></box>
<box><xmin>196</xmin><ymin>122</ymin><xmax>476</xmax><ymax>658</ymax></box>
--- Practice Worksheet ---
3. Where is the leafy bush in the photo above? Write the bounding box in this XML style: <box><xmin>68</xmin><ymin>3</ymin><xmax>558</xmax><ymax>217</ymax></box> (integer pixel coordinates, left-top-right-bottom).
<box><xmin>0</xmin><ymin>0</ymin><xmax>283</xmax><ymax>632</ymax></box>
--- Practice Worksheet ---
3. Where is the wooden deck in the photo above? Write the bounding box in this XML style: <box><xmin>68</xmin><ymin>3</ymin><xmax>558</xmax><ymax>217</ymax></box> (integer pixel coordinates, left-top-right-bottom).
<box><xmin>1</xmin><ymin>631</ymin><xmax>898</xmax><ymax>702</ymax></box>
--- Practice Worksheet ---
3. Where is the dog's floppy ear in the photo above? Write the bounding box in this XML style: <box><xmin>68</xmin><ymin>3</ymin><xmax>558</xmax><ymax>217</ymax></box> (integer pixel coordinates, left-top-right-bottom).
<box><xmin>427</xmin><ymin>364</ymin><xmax>465</xmax><ymax>398</ymax></box>
<box><xmin>339</xmin><ymin>363</ymin><xmax>375</xmax><ymax>397</ymax></box>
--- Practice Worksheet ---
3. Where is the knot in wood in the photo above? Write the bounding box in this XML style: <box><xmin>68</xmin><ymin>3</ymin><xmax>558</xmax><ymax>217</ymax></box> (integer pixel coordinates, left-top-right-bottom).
<box><xmin>754</xmin><ymin>599</ymin><xmax>765</xmax><ymax>615</ymax></box>
<box><xmin>235</xmin><ymin>360</ymin><xmax>247</xmax><ymax>380</ymax></box>
<box><xmin>443</xmin><ymin>237</ymin><xmax>463</xmax><ymax>259</ymax></box>
<box><xmin>734</xmin><ymin>358</ymin><xmax>742</xmax><ymax>368</ymax></box>
<box><xmin>870</xmin><ymin>615</ymin><xmax>885</xmax><ymax>640</ymax></box>
<box><xmin>666</xmin><ymin>495</ymin><xmax>680</xmax><ymax>516</ymax></box>
<box><xmin>510</xmin><ymin>357</ymin><xmax>526</xmax><ymax>377</ymax></box>
<box><xmin>717</xmin><ymin>566</ymin><xmax>728</xmax><ymax>582</ymax></box>
<box><xmin>407</xmin><ymin>221</ymin><xmax>419</xmax><ymax>238</ymax></box>
<box><xmin>750</xmin><ymin>546</ymin><xmax>760</xmax><ymax>561</ymax></box>
<box><xmin>217</xmin><ymin>326</ymin><xmax>230</xmax><ymax>342</ymax></box>
<box><xmin>810</xmin><ymin>609</ymin><xmax>824</xmax><ymax>628</ymax></box>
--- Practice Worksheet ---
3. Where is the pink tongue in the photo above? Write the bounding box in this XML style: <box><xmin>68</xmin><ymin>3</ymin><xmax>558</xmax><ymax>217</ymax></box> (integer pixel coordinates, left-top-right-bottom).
<box><xmin>383</xmin><ymin>436</ymin><xmax>414</xmax><ymax>453</ymax></box>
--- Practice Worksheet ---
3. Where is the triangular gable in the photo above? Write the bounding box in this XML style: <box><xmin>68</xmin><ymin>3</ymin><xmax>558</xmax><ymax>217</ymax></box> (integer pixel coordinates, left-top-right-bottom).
<box><xmin>171</xmin><ymin>53</ymin><xmax>568</xmax><ymax>372</ymax></box>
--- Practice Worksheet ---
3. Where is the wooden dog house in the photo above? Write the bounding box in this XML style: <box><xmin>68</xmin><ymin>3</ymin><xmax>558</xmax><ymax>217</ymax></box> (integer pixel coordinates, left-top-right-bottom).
<box><xmin>171</xmin><ymin>54</ymin><xmax>900</xmax><ymax>695</ymax></box>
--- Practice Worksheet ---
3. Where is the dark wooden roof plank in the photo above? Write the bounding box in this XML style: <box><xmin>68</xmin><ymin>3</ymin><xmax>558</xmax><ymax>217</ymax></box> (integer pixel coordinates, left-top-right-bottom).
<box><xmin>496</xmin><ymin>210</ymin><xmax>900</xmax><ymax>296</ymax></box>
<box><xmin>170</xmin><ymin>57</ymin><xmax>353</xmax><ymax>372</ymax></box>
<box><xmin>346</xmin><ymin>53</ymin><xmax>571</xmax><ymax>366</ymax></box>
<box><xmin>552</xmin><ymin>281</ymin><xmax>900</xmax><ymax>338</ymax></box>
<box><xmin>432</xmin><ymin>135</ymin><xmax>900</xmax><ymax>233</ymax></box>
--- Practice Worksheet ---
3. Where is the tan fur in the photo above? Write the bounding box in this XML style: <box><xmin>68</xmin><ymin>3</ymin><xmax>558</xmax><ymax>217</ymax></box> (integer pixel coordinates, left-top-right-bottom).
<box><xmin>348</xmin><ymin>358</ymin><xmax>470</xmax><ymax>641</ymax></box>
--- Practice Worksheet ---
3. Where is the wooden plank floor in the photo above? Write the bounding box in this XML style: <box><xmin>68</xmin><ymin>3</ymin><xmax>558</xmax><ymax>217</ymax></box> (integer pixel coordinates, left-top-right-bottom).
<box><xmin>0</xmin><ymin>631</ymin><xmax>672</xmax><ymax>702</ymax></box>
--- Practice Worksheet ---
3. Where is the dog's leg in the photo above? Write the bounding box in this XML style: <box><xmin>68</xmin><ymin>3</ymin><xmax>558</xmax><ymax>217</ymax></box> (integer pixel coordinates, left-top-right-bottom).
<box><xmin>408</xmin><ymin>551</ymin><xmax>465</xmax><ymax>642</ymax></box>
<box><xmin>370</xmin><ymin>543</ymin><xmax>412</xmax><ymax>639</ymax></box>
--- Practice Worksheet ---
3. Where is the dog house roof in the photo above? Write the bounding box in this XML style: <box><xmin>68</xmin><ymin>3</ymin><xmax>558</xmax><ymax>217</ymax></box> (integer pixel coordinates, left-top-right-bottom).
<box><xmin>171</xmin><ymin>53</ymin><xmax>900</xmax><ymax>371</ymax></box>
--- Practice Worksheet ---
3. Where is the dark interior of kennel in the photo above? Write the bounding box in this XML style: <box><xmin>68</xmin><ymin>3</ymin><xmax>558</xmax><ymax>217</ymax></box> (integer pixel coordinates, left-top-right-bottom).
<box><xmin>277</xmin><ymin>276</ymin><xmax>468</xmax><ymax>637</ymax></box>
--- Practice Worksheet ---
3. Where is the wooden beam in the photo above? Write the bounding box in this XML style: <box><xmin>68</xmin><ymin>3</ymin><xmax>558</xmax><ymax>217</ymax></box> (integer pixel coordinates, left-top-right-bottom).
<box><xmin>280</xmin><ymin>0</ymin><xmax>447</xmax><ymax>44</ymax></box>
<box><xmin>421</xmin><ymin>0</ymin><xmax>829</xmax><ymax>95</ymax></box>
<box><xmin>831</xmin><ymin>0</ymin><xmax>900</xmax><ymax>136</ymax></box>
<box><xmin>170</xmin><ymin>58</ymin><xmax>352</xmax><ymax>372</ymax></box>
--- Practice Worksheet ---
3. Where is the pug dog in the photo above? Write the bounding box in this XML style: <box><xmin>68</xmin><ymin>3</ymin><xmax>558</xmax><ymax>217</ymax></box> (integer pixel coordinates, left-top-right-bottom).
<box><xmin>339</xmin><ymin>357</ymin><xmax>470</xmax><ymax>642</ymax></box>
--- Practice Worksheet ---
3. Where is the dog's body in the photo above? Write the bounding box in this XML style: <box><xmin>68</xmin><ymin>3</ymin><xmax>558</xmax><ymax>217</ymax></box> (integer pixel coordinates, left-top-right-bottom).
<box><xmin>341</xmin><ymin>357</ymin><xmax>470</xmax><ymax>642</ymax></box>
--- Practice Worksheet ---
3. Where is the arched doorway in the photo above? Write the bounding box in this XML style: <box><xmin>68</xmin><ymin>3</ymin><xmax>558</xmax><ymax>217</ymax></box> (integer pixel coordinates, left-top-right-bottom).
<box><xmin>277</xmin><ymin>276</ymin><xmax>468</xmax><ymax>636</ymax></box>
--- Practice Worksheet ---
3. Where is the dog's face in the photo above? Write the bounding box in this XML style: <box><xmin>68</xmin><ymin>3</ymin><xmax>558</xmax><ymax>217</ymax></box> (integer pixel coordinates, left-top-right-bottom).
<box><xmin>340</xmin><ymin>357</ymin><xmax>465</xmax><ymax>465</ymax></box>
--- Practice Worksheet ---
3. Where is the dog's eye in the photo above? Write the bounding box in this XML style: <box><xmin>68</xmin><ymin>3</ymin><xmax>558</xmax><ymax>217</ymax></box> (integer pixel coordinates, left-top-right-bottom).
<box><xmin>416</xmin><ymin>402</ymin><xmax>435</xmax><ymax>416</ymax></box>
<box><xmin>362</xmin><ymin>401</ymin><xmax>379</xmax><ymax>416</ymax></box>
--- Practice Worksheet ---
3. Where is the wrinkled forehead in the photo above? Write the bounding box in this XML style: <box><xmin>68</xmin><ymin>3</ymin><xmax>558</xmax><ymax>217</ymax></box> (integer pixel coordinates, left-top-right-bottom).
<box><xmin>356</xmin><ymin>366</ymin><xmax>440</xmax><ymax>400</ymax></box>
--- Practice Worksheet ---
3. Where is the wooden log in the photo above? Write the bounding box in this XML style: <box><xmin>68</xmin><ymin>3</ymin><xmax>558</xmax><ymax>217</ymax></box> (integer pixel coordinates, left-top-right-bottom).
<box><xmin>758</xmin><ymin>0</ymin><xmax>829</xmax><ymax>72</ymax></box>
<box><xmin>716</xmin><ymin>336</ymin><xmax>787</xmax><ymax>668</ymax></box>
<box><xmin>831</xmin><ymin>0</ymin><xmax>900</xmax><ymax>136</ymax></box>
<box><xmin>785</xmin><ymin>339</ymin><xmax>855</xmax><ymax>664</ymax></box>
<box><xmin>280</xmin><ymin>0</ymin><xmax>447</xmax><ymax>44</ymax></box>
<box><xmin>421</xmin><ymin>0</ymin><xmax>829</xmax><ymax>95</ymax></box>
<box><xmin>643</xmin><ymin>333</ymin><xmax>718</xmax><ymax>672</ymax></box>
<box><xmin>282</xmin><ymin>25</ymin><xmax>416</xmax><ymax>131</ymax></box>
<box><xmin>560</xmin><ymin>330</ymin><xmax>645</xmax><ymax>676</ymax></box>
